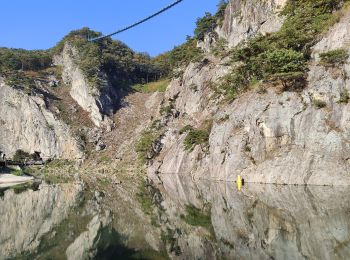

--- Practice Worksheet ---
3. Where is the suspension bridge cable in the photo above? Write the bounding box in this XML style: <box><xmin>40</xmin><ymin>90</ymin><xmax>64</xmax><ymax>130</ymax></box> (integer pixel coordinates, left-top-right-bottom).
<box><xmin>89</xmin><ymin>0</ymin><xmax>184</xmax><ymax>42</ymax></box>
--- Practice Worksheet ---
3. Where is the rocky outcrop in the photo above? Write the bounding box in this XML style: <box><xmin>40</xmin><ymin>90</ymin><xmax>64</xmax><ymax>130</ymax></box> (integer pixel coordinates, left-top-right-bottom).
<box><xmin>165</xmin><ymin>58</ymin><xmax>230</xmax><ymax>120</ymax></box>
<box><xmin>0</xmin><ymin>183</ymin><xmax>84</xmax><ymax>259</ymax></box>
<box><xmin>0</xmin><ymin>79</ymin><xmax>83</xmax><ymax>159</ymax></box>
<box><xmin>197</xmin><ymin>33</ymin><xmax>217</xmax><ymax>53</ymax></box>
<box><xmin>147</xmin><ymin>2</ymin><xmax>350</xmax><ymax>185</ymax></box>
<box><xmin>217</xmin><ymin>0</ymin><xmax>287</xmax><ymax>48</ymax></box>
<box><xmin>66</xmin><ymin>211</ymin><xmax>113</xmax><ymax>260</ymax></box>
<box><xmin>53</xmin><ymin>43</ymin><xmax>119</xmax><ymax>127</ymax></box>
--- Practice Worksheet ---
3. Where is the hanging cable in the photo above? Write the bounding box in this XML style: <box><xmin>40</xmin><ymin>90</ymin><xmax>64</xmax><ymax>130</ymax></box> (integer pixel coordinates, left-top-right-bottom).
<box><xmin>89</xmin><ymin>0</ymin><xmax>184</xmax><ymax>42</ymax></box>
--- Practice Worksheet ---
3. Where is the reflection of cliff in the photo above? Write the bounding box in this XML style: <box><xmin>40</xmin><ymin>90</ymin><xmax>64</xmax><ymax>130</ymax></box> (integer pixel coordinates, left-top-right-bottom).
<box><xmin>153</xmin><ymin>175</ymin><xmax>350</xmax><ymax>260</ymax></box>
<box><xmin>0</xmin><ymin>183</ymin><xmax>84</xmax><ymax>259</ymax></box>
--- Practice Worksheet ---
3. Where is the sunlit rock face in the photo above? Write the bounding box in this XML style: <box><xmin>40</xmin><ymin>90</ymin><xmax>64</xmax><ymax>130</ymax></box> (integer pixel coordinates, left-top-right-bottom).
<box><xmin>0</xmin><ymin>183</ymin><xmax>84</xmax><ymax>259</ymax></box>
<box><xmin>148</xmin><ymin>1</ymin><xmax>350</xmax><ymax>185</ymax></box>
<box><xmin>217</xmin><ymin>0</ymin><xmax>288</xmax><ymax>48</ymax></box>
<box><xmin>151</xmin><ymin>175</ymin><xmax>350</xmax><ymax>260</ymax></box>
<box><xmin>53</xmin><ymin>43</ymin><xmax>119</xmax><ymax>127</ymax></box>
<box><xmin>0</xmin><ymin>79</ymin><xmax>83</xmax><ymax>159</ymax></box>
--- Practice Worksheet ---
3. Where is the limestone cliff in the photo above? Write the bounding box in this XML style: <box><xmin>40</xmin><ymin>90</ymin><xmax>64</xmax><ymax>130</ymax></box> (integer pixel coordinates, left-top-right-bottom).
<box><xmin>53</xmin><ymin>43</ymin><xmax>119</xmax><ymax>127</ymax></box>
<box><xmin>217</xmin><ymin>0</ymin><xmax>287</xmax><ymax>48</ymax></box>
<box><xmin>197</xmin><ymin>0</ymin><xmax>287</xmax><ymax>53</ymax></box>
<box><xmin>0</xmin><ymin>78</ymin><xmax>83</xmax><ymax>159</ymax></box>
<box><xmin>147</xmin><ymin>1</ymin><xmax>350</xmax><ymax>185</ymax></box>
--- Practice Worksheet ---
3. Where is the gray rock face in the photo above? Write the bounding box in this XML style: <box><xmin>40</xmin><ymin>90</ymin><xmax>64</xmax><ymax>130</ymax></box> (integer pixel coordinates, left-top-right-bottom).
<box><xmin>53</xmin><ymin>43</ymin><xmax>119</xmax><ymax>127</ymax></box>
<box><xmin>0</xmin><ymin>80</ymin><xmax>83</xmax><ymax>159</ymax></box>
<box><xmin>164</xmin><ymin>58</ymin><xmax>230</xmax><ymax>121</ymax></box>
<box><xmin>66</xmin><ymin>211</ymin><xmax>113</xmax><ymax>260</ymax></box>
<box><xmin>312</xmin><ymin>8</ymin><xmax>350</xmax><ymax>56</ymax></box>
<box><xmin>0</xmin><ymin>183</ymin><xmax>84</xmax><ymax>259</ymax></box>
<box><xmin>217</xmin><ymin>0</ymin><xmax>287</xmax><ymax>48</ymax></box>
<box><xmin>147</xmin><ymin>2</ymin><xmax>350</xmax><ymax>185</ymax></box>
<box><xmin>152</xmin><ymin>175</ymin><xmax>350</xmax><ymax>260</ymax></box>
<box><xmin>197</xmin><ymin>33</ymin><xmax>217</xmax><ymax>53</ymax></box>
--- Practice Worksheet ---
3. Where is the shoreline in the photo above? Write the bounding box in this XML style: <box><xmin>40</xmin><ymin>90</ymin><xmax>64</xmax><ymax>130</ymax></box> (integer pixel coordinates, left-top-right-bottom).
<box><xmin>0</xmin><ymin>174</ymin><xmax>35</xmax><ymax>188</ymax></box>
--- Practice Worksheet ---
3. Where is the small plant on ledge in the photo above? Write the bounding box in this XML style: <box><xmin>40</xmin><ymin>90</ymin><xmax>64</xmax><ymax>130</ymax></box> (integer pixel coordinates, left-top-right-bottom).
<box><xmin>320</xmin><ymin>49</ymin><xmax>349</xmax><ymax>66</ymax></box>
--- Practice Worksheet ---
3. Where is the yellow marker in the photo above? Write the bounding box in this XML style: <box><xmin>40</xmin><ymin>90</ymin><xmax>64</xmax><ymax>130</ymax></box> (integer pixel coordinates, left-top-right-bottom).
<box><xmin>237</xmin><ymin>175</ymin><xmax>242</xmax><ymax>191</ymax></box>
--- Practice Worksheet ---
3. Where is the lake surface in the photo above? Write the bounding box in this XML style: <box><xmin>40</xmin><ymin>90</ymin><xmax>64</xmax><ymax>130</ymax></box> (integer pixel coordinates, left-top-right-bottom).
<box><xmin>0</xmin><ymin>176</ymin><xmax>350</xmax><ymax>259</ymax></box>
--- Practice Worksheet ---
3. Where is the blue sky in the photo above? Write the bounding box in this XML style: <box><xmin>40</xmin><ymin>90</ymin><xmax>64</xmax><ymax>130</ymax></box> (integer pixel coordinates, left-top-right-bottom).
<box><xmin>0</xmin><ymin>0</ymin><xmax>219</xmax><ymax>56</ymax></box>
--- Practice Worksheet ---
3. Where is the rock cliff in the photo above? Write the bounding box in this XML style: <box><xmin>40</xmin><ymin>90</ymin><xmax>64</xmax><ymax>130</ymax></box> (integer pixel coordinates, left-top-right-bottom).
<box><xmin>53</xmin><ymin>43</ymin><xmax>119</xmax><ymax>127</ymax></box>
<box><xmin>217</xmin><ymin>0</ymin><xmax>287</xmax><ymax>48</ymax></box>
<box><xmin>147</xmin><ymin>1</ymin><xmax>350</xmax><ymax>185</ymax></box>
<box><xmin>0</xmin><ymin>78</ymin><xmax>83</xmax><ymax>159</ymax></box>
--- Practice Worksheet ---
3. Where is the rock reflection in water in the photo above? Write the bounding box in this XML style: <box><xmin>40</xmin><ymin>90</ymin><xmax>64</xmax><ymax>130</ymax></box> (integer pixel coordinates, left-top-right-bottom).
<box><xmin>0</xmin><ymin>183</ymin><xmax>85</xmax><ymax>259</ymax></box>
<box><xmin>153</xmin><ymin>174</ymin><xmax>350</xmax><ymax>260</ymax></box>
<box><xmin>1</xmin><ymin>177</ymin><xmax>350</xmax><ymax>260</ymax></box>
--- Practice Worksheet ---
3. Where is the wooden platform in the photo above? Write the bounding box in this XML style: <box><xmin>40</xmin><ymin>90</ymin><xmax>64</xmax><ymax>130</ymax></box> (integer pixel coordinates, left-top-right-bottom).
<box><xmin>0</xmin><ymin>160</ymin><xmax>44</xmax><ymax>167</ymax></box>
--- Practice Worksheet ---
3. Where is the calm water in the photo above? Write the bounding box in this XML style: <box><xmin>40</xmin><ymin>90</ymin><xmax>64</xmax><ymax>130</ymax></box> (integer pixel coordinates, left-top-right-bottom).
<box><xmin>1</xmin><ymin>176</ymin><xmax>350</xmax><ymax>260</ymax></box>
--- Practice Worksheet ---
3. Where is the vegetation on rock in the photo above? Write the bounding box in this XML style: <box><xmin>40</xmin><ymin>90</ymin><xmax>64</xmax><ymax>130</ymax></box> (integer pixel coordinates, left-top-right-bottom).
<box><xmin>132</xmin><ymin>79</ymin><xmax>170</xmax><ymax>93</ymax></box>
<box><xmin>313</xmin><ymin>98</ymin><xmax>327</xmax><ymax>109</ymax></box>
<box><xmin>338</xmin><ymin>89</ymin><xmax>350</xmax><ymax>104</ymax></box>
<box><xmin>12</xmin><ymin>149</ymin><xmax>41</xmax><ymax>161</ymax></box>
<box><xmin>183</xmin><ymin>121</ymin><xmax>212</xmax><ymax>152</ymax></box>
<box><xmin>194</xmin><ymin>0</ymin><xmax>228</xmax><ymax>40</ymax></box>
<box><xmin>152</xmin><ymin>1</ymin><xmax>228</xmax><ymax>76</ymax></box>
<box><xmin>320</xmin><ymin>48</ymin><xmax>349</xmax><ymax>66</ymax></box>
<box><xmin>179</xmin><ymin>125</ymin><xmax>194</xmax><ymax>135</ymax></box>
<box><xmin>152</xmin><ymin>38</ymin><xmax>203</xmax><ymax>77</ymax></box>
<box><xmin>136</xmin><ymin>130</ymin><xmax>160</xmax><ymax>163</ymax></box>
<box><xmin>183</xmin><ymin>129</ymin><xmax>210</xmax><ymax>151</ymax></box>
<box><xmin>136</xmin><ymin>181</ymin><xmax>155</xmax><ymax>216</ymax></box>
<box><xmin>161</xmin><ymin>228</ymin><xmax>182</xmax><ymax>256</ymax></box>
<box><xmin>0</xmin><ymin>48</ymin><xmax>51</xmax><ymax>73</ymax></box>
<box><xmin>53</xmin><ymin>28</ymin><xmax>165</xmax><ymax>89</ymax></box>
<box><xmin>219</xmin><ymin>0</ymin><xmax>350</xmax><ymax>100</ymax></box>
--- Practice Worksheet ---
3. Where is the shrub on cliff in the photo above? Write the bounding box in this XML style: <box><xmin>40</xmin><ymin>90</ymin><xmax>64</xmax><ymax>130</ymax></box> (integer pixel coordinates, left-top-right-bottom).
<box><xmin>153</xmin><ymin>1</ymin><xmax>228</xmax><ymax>76</ymax></box>
<box><xmin>184</xmin><ymin>129</ymin><xmax>210</xmax><ymax>151</ymax></box>
<box><xmin>153</xmin><ymin>38</ymin><xmax>203</xmax><ymax>77</ymax></box>
<box><xmin>262</xmin><ymin>49</ymin><xmax>305</xmax><ymax>75</ymax></box>
<box><xmin>195</xmin><ymin>12</ymin><xmax>218</xmax><ymax>41</ymax></box>
<box><xmin>136</xmin><ymin>130</ymin><xmax>162</xmax><ymax>163</ymax></box>
<box><xmin>183</xmin><ymin>121</ymin><xmax>212</xmax><ymax>152</ymax></box>
<box><xmin>320</xmin><ymin>49</ymin><xmax>349</xmax><ymax>66</ymax></box>
<box><xmin>194</xmin><ymin>0</ymin><xmax>228</xmax><ymax>40</ymax></box>
<box><xmin>338</xmin><ymin>89</ymin><xmax>350</xmax><ymax>104</ymax></box>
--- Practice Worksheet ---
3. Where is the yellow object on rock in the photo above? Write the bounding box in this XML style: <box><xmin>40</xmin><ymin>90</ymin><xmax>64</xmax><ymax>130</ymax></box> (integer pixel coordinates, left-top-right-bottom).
<box><xmin>237</xmin><ymin>175</ymin><xmax>242</xmax><ymax>191</ymax></box>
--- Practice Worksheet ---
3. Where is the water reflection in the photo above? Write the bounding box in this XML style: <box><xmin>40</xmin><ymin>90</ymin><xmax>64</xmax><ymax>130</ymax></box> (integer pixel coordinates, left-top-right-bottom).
<box><xmin>1</xmin><ymin>175</ymin><xmax>349</xmax><ymax>260</ymax></box>
<box><xmin>0</xmin><ymin>183</ymin><xmax>85</xmax><ymax>259</ymax></box>
<box><xmin>0</xmin><ymin>183</ymin><xmax>167</xmax><ymax>260</ymax></box>
<box><xmin>152</xmin><ymin>174</ymin><xmax>350</xmax><ymax>260</ymax></box>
